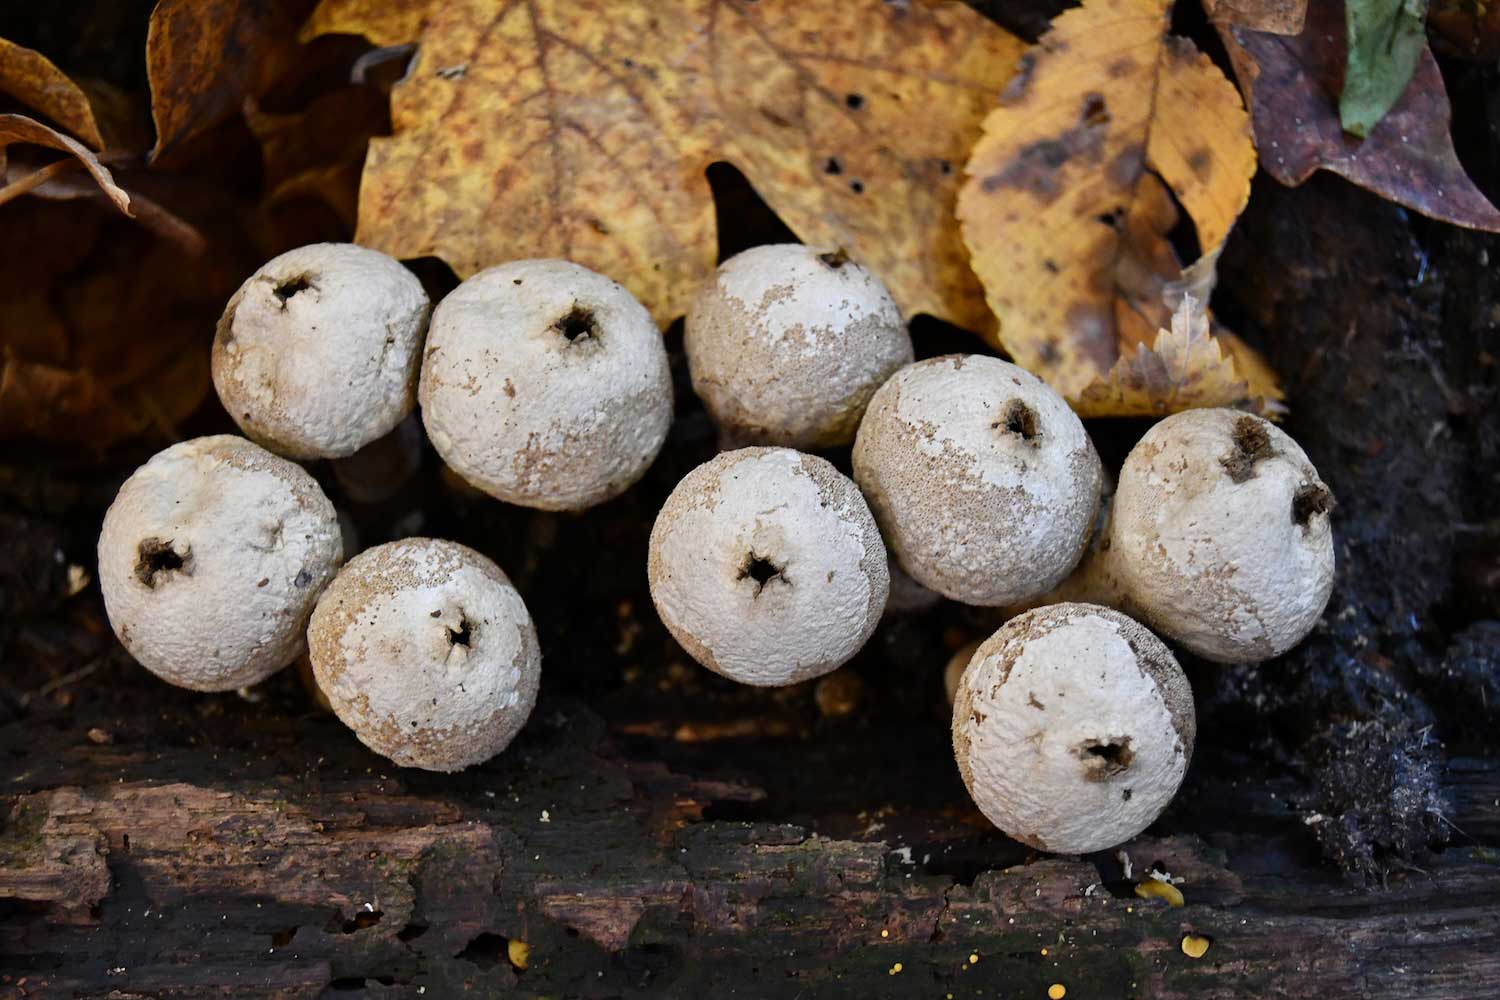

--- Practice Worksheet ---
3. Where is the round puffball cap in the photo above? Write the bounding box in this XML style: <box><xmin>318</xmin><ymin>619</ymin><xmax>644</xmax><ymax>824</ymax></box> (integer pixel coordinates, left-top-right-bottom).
<box><xmin>686</xmin><ymin>244</ymin><xmax>913</xmax><ymax>449</ymax></box>
<box><xmin>1111</xmin><ymin>409</ymin><xmax>1335</xmax><ymax>663</ymax></box>
<box><xmin>419</xmin><ymin>259</ymin><xmax>673</xmax><ymax>511</ymax></box>
<box><xmin>213</xmin><ymin>243</ymin><xmax>431</xmax><ymax>459</ymax></box>
<box><xmin>97</xmin><ymin>435</ymin><xmax>342</xmax><ymax>691</ymax></box>
<box><xmin>648</xmin><ymin>447</ymin><xmax>889</xmax><ymax>686</ymax></box>
<box><xmin>308</xmin><ymin>538</ymin><xmax>541</xmax><ymax>772</ymax></box>
<box><xmin>952</xmin><ymin>603</ymin><xmax>1195</xmax><ymax>854</ymax></box>
<box><xmin>853</xmin><ymin>355</ymin><xmax>1102</xmax><ymax>607</ymax></box>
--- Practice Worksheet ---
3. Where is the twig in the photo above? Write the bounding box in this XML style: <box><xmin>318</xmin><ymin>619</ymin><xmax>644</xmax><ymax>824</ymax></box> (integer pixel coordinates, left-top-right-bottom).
<box><xmin>0</xmin><ymin>158</ymin><xmax>79</xmax><ymax>209</ymax></box>
<box><xmin>19</xmin><ymin>658</ymin><xmax>103</xmax><ymax>708</ymax></box>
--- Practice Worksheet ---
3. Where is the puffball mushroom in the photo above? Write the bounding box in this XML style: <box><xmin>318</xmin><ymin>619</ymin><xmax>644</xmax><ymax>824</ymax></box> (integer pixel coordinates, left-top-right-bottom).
<box><xmin>307</xmin><ymin>538</ymin><xmax>541</xmax><ymax>772</ymax></box>
<box><xmin>419</xmin><ymin>259</ymin><xmax>672</xmax><ymax>511</ymax></box>
<box><xmin>213</xmin><ymin>243</ymin><xmax>431</xmax><ymax>459</ymax></box>
<box><xmin>685</xmin><ymin>244</ymin><xmax>913</xmax><ymax>449</ymax></box>
<box><xmin>853</xmin><ymin>355</ymin><xmax>1102</xmax><ymax>607</ymax></box>
<box><xmin>648</xmin><ymin>447</ymin><xmax>889</xmax><ymax>686</ymax></box>
<box><xmin>952</xmin><ymin>603</ymin><xmax>1195</xmax><ymax>854</ymax></box>
<box><xmin>97</xmin><ymin>435</ymin><xmax>342</xmax><ymax>691</ymax></box>
<box><xmin>1109</xmin><ymin>408</ymin><xmax>1335</xmax><ymax>663</ymax></box>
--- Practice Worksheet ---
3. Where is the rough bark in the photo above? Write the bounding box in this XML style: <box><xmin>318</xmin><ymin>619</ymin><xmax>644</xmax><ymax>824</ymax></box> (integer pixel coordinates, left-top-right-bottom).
<box><xmin>2</xmin><ymin>695</ymin><xmax>1499</xmax><ymax>999</ymax></box>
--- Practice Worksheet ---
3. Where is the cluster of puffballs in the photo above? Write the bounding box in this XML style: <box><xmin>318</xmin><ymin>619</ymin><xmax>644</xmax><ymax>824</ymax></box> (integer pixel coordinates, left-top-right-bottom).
<box><xmin>96</xmin><ymin>241</ymin><xmax>1336</xmax><ymax>855</ymax></box>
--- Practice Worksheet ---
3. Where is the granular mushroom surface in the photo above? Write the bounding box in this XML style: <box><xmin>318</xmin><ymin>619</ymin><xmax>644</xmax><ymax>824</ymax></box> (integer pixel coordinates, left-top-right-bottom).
<box><xmin>853</xmin><ymin>355</ymin><xmax>1102</xmax><ymax>607</ymax></box>
<box><xmin>308</xmin><ymin>538</ymin><xmax>541</xmax><ymax>772</ymax></box>
<box><xmin>213</xmin><ymin>243</ymin><xmax>431</xmax><ymax>459</ymax></box>
<box><xmin>419</xmin><ymin>259</ymin><xmax>672</xmax><ymax>511</ymax></box>
<box><xmin>952</xmin><ymin>603</ymin><xmax>1195</xmax><ymax>854</ymax></box>
<box><xmin>97</xmin><ymin>435</ymin><xmax>342</xmax><ymax>691</ymax></box>
<box><xmin>1110</xmin><ymin>409</ymin><xmax>1336</xmax><ymax>663</ymax></box>
<box><xmin>648</xmin><ymin>447</ymin><xmax>889</xmax><ymax>686</ymax></box>
<box><xmin>686</xmin><ymin>244</ymin><xmax>913</xmax><ymax>448</ymax></box>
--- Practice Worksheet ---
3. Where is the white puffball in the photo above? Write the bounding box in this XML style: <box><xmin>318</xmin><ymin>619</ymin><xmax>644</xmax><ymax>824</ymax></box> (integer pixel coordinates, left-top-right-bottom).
<box><xmin>419</xmin><ymin>259</ymin><xmax>673</xmax><ymax>512</ymax></box>
<box><xmin>952</xmin><ymin>603</ymin><xmax>1195</xmax><ymax>854</ymax></box>
<box><xmin>853</xmin><ymin>355</ymin><xmax>1102</xmax><ymax>607</ymax></box>
<box><xmin>686</xmin><ymin>244</ymin><xmax>913</xmax><ymax>448</ymax></box>
<box><xmin>308</xmin><ymin>538</ymin><xmax>541</xmax><ymax>772</ymax></box>
<box><xmin>98</xmin><ymin>435</ymin><xmax>342</xmax><ymax>691</ymax></box>
<box><xmin>213</xmin><ymin>243</ymin><xmax>431</xmax><ymax>459</ymax></box>
<box><xmin>648</xmin><ymin>447</ymin><xmax>889</xmax><ymax>686</ymax></box>
<box><xmin>1110</xmin><ymin>409</ymin><xmax>1335</xmax><ymax>663</ymax></box>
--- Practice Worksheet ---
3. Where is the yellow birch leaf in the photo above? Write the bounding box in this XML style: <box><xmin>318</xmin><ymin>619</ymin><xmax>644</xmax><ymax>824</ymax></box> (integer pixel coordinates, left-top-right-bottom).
<box><xmin>302</xmin><ymin>0</ymin><xmax>1024</xmax><ymax>328</ymax></box>
<box><xmin>1073</xmin><ymin>295</ymin><xmax>1283</xmax><ymax>416</ymax></box>
<box><xmin>958</xmin><ymin>0</ymin><xmax>1268</xmax><ymax>416</ymax></box>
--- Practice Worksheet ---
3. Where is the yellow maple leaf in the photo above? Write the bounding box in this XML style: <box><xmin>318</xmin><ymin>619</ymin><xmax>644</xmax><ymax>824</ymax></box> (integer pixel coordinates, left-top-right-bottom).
<box><xmin>958</xmin><ymin>0</ymin><xmax>1270</xmax><ymax>416</ymax></box>
<box><xmin>1074</xmin><ymin>295</ymin><xmax>1284</xmax><ymax>416</ymax></box>
<box><xmin>302</xmin><ymin>0</ymin><xmax>1024</xmax><ymax>328</ymax></box>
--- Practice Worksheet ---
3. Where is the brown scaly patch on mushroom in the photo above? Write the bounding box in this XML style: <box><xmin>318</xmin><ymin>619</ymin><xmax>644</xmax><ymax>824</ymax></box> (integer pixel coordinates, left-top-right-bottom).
<box><xmin>1109</xmin><ymin>408</ymin><xmax>1335</xmax><ymax>663</ymax></box>
<box><xmin>685</xmin><ymin>244</ymin><xmax>913</xmax><ymax>450</ymax></box>
<box><xmin>853</xmin><ymin>355</ymin><xmax>1102</xmax><ymax>607</ymax></box>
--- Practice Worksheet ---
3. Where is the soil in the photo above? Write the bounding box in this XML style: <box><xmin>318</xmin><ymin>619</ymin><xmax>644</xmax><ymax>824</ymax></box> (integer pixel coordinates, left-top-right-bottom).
<box><xmin>3</xmin><ymin>2</ymin><xmax>1500</xmax><ymax>997</ymax></box>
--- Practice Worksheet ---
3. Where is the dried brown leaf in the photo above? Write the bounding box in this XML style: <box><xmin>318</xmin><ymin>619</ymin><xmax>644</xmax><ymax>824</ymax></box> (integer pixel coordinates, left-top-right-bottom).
<box><xmin>147</xmin><ymin>0</ymin><xmax>317</xmax><ymax>165</ymax></box>
<box><xmin>0</xmin><ymin>37</ymin><xmax>107</xmax><ymax>149</ymax></box>
<box><xmin>1201</xmin><ymin>0</ymin><xmax>1308</xmax><ymax>34</ymax></box>
<box><xmin>1221</xmin><ymin>0</ymin><xmax>1500</xmax><ymax>231</ymax></box>
<box><xmin>1074</xmin><ymin>295</ymin><xmax>1284</xmax><ymax>416</ymax></box>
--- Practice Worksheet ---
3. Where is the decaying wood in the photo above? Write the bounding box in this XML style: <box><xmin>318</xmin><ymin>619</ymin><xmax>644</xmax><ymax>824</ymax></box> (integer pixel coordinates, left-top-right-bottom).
<box><xmin>2</xmin><ymin>694</ymin><xmax>1498</xmax><ymax>999</ymax></box>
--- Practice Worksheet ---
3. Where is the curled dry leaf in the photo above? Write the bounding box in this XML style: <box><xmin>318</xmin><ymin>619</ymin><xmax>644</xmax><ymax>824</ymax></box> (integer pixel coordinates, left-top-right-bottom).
<box><xmin>1220</xmin><ymin>0</ymin><xmax>1500</xmax><ymax>232</ymax></box>
<box><xmin>0</xmin><ymin>113</ymin><xmax>130</xmax><ymax>215</ymax></box>
<box><xmin>0</xmin><ymin>196</ymin><xmax>229</xmax><ymax>449</ymax></box>
<box><xmin>958</xmin><ymin>0</ymin><xmax>1271</xmax><ymax>416</ymax></box>
<box><xmin>302</xmin><ymin>0</ymin><xmax>1025</xmax><ymax>329</ymax></box>
<box><xmin>1074</xmin><ymin>294</ymin><xmax>1284</xmax><ymax>416</ymax></box>
<box><xmin>1200</xmin><ymin>0</ymin><xmax>1308</xmax><ymax>35</ymax></box>
<box><xmin>0</xmin><ymin>37</ymin><xmax>107</xmax><ymax>149</ymax></box>
<box><xmin>147</xmin><ymin>0</ymin><xmax>317</xmax><ymax>165</ymax></box>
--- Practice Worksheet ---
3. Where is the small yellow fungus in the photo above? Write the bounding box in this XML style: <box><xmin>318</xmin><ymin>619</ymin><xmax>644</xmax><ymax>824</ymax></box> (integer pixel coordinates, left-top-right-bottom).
<box><xmin>507</xmin><ymin>939</ymin><xmax>530</xmax><ymax>970</ymax></box>
<box><xmin>1048</xmin><ymin>984</ymin><xmax>1067</xmax><ymax>999</ymax></box>
<box><xmin>1181</xmin><ymin>933</ymin><xmax>1212</xmax><ymax>959</ymax></box>
<box><xmin>1134</xmin><ymin>879</ymin><xmax>1185</xmax><ymax>907</ymax></box>
<box><xmin>881</xmin><ymin>929</ymin><xmax>890</xmax><ymax>938</ymax></box>
<box><xmin>889</xmin><ymin>962</ymin><xmax>904</xmax><ymax>975</ymax></box>
<box><xmin>970</xmin><ymin>952</ymin><xmax>980</xmax><ymax>964</ymax></box>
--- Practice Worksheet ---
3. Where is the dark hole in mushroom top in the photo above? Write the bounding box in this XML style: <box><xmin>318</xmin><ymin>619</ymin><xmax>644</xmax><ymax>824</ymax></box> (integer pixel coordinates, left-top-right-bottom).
<box><xmin>818</xmin><ymin>248</ymin><xmax>850</xmax><ymax>269</ymax></box>
<box><xmin>447</xmin><ymin>615</ymin><xmax>473</xmax><ymax>647</ymax></box>
<box><xmin>553</xmin><ymin>305</ymin><xmax>599</xmax><ymax>344</ymax></box>
<box><xmin>135</xmin><ymin>537</ymin><xmax>188</xmax><ymax>589</ymax></box>
<box><xmin>1292</xmin><ymin>481</ymin><xmax>1335</xmax><ymax>527</ymax></box>
<box><xmin>273</xmin><ymin>275</ymin><xmax>312</xmax><ymax>305</ymax></box>
<box><xmin>738</xmin><ymin>552</ymin><xmax>785</xmax><ymax>596</ymax></box>
<box><xmin>1078</xmin><ymin>737</ymin><xmax>1133</xmax><ymax>780</ymax></box>
<box><xmin>1221</xmin><ymin>415</ymin><xmax>1274</xmax><ymax>483</ymax></box>
<box><xmin>993</xmin><ymin>399</ymin><xmax>1040</xmax><ymax>444</ymax></box>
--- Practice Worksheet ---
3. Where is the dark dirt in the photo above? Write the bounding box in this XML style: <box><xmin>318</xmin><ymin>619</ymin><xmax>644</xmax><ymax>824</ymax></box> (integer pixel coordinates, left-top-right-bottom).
<box><xmin>3</xmin><ymin>1</ymin><xmax>1500</xmax><ymax>996</ymax></box>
